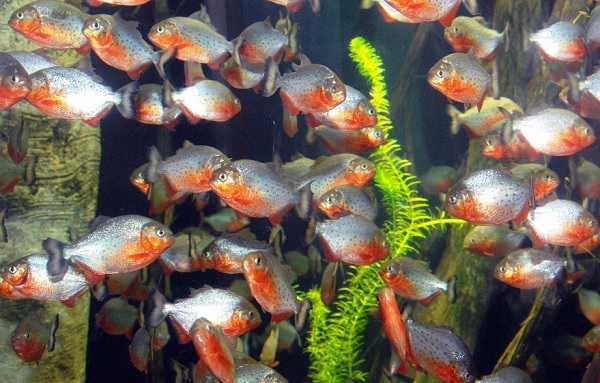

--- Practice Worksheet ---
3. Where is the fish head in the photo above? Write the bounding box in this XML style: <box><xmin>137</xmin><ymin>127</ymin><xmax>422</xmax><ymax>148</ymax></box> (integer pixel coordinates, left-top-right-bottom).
<box><xmin>2</xmin><ymin>258</ymin><xmax>30</xmax><ymax>287</ymax></box>
<box><xmin>0</xmin><ymin>277</ymin><xmax>24</xmax><ymax>299</ymax></box>
<box><xmin>82</xmin><ymin>16</ymin><xmax>113</xmax><ymax>47</ymax></box>
<box><xmin>129</xmin><ymin>163</ymin><xmax>150</xmax><ymax>195</ymax></box>
<box><xmin>209</xmin><ymin>166</ymin><xmax>244</xmax><ymax>199</ymax></box>
<box><xmin>317</xmin><ymin>188</ymin><xmax>346</xmax><ymax>218</ymax></box>
<box><xmin>493</xmin><ymin>258</ymin><xmax>517</xmax><ymax>284</ymax></box>
<box><xmin>148</xmin><ymin>21</ymin><xmax>180</xmax><ymax>50</ymax></box>
<box><xmin>533</xmin><ymin>169</ymin><xmax>559</xmax><ymax>199</ymax></box>
<box><xmin>378</xmin><ymin>258</ymin><xmax>400</xmax><ymax>284</ymax></box>
<box><xmin>242</xmin><ymin>251</ymin><xmax>270</xmax><ymax>282</ymax></box>
<box><xmin>9</xmin><ymin>4</ymin><xmax>41</xmax><ymax>33</ymax></box>
<box><xmin>11</xmin><ymin>323</ymin><xmax>43</xmax><ymax>364</ymax></box>
<box><xmin>230</xmin><ymin>299</ymin><xmax>262</xmax><ymax>336</ymax></box>
<box><xmin>0</xmin><ymin>63</ymin><xmax>32</xmax><ymax>104</ymax></box>
<box><xmin>427</xmin><ymin>59</ymin><xmax>457</xmax><ymax>93</ymax></box>
<box><xmin>574</xmin><ymin>211</ymin><xmax>599</xmax><ymax>240</ymax></box>
<box><xmin>140</xmin><ymin>222</ymin><xmax>174</xmax><ymax>253</ymax></box>
<box><xmin>353</xmin><ymin>99</ymin><xmax>378</xmax><ymax>127</ymax></box>
<box><xmin>365</xmin><ymin>125</ymin><xmax>386</xmax><ymax>147</ymax></box>
<box><xmin>480</xmin><ymin>132</ymin><xmax>502</xmax><ymax>156</ymax></box>
<box><xmin>319</xmin><ymin>74</ymin><xmax>346</xmax><ymax>108</ymax></box>
<box><xmin>444</xmin><ymin>185</ymin><xmax>473</xmax><ymax>220</ymax></box>
<box><xmin>200</xmin><ymin>154</ymin><xmax>231</xmax><ymax>185</ymax></box>
<box><xmin>574</xmin><ymin>123</ymin><xmax>596</xmax><ymax>148</ymax></box>
<box><xmin>199</xmin><ymin>242</ymin><xmax>221</xmax><ymax>272</ymax></box>
<box><xmin>347</xmin><ymin>158</ymin><xmax>376</xmax><ymax>187</ymax></box>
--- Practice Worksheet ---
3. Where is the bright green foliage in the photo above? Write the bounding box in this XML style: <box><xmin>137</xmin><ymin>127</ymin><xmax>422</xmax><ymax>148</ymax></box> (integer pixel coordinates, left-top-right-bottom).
<box><xmin>302</xmin><ymin>37</ymin><xmax>464</xmax><ymax>382</ymax></box>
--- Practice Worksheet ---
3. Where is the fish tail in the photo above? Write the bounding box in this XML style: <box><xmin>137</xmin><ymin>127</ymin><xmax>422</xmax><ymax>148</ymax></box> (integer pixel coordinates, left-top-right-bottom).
<box><xmin>446</xmin><ymin>104</ymin><xmax>462</xmax><ymax>135</ymax></box>
<box><xmin>491</xmin><ymin>58</ymin><xmax>500</xmax><ymax>100</ymax></box>
<box><xmin>163</xmin><ymin>80</ymin><xmax>176</xmax><ymax>108</ymax></box>
<box><xmin>446</xmin><ymin>275</ymin><xmax>458</xmax><ymax>304</ymax></box>
<box><xmin>0</xmin><ymin>204</ymin><xmax>7</xmax><ymax>243</ymax></box>
<box><xmin>502</xmin><ymin>21</ymin><xmax>510</xmax><ymax>53</ymax></box>
<box><xmin>262</xmin><ymin>58</ymin><xmax>281</xmax><ymax>97</ymax></box>
<box><xmin>23</xmin><ymin>156</ymin><xmax>37</xmax><ymax>187</ymax></box>
<box><xmin>304</xmin><ymin>214</ymin><xmax>318</xmax><ymax>245</ymax></box>
<box><xmin>461</xmin><ymin>0</ymin><xmax>479</xmax><ymax>15</ymax></box>
<box><xmin>231</xmin><ymin>36</ymin><xmax>243</xmax><ymax>67</ymax></box>
<box><xmin>47</xmin><ymin>314</ymin><xmax>59</xmax><ymax>353</ymax></box>
<box><xmin>296</xmin><ymin>181</ymin><xmax>313</xmax><ymax>221</ymax></box>
<box><xmin>295</xmin><ymin>298</ymin><xmax>311</xmax><ymax>332</ymax></box>
<box><xmin>287</xmin><ymin>23</ymin><xmax>299</xmax><ymax>57</ymax></box>
<box><xmin>147</xmin><ymin>146</ymin><xmax>162</xmax><ymax>184</ymax></box>
<box><xmin>154</xmin><ymin>47</ymin><xmax>176</xmax><ymax>80</ymax></box>
<box><xmin>360</xmin><ymin>0</ymin><xmax>374</xmax><ymax>9</ymax></box>
<box><xmin>116</xmin><ymin>82</ymin><xmax>139</xmax><ymax>120</ymax></box>
<box><xmin>146</xmin><ymin>289</ymin><xmax>168</xmax><ymax>327</ymax></box>
<box><xmin>43</xmin><ymin>238</ymin><xmax>69</xmax><ymax>282</ymax></box>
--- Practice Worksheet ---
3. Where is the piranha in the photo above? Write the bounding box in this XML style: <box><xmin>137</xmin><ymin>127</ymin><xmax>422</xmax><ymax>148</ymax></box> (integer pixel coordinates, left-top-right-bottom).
<box><xmin>201</xmin><ymin>233</ymin><xmax>274</xmax><ymax>274</ymax></box>
<box><xmin>582</xmin><ymin>326</ymin><xmax>600</xmax><ymax>353</ymax></box>
<box><xmin>476</xmin><ymin>366</ymin><xmax>533</xmax><ymax>383</ymax></box>
<box><xmin>314</xmin><ymin>214</ymin><xmax>390</xmax><ymax>265</ymax></box>
<box><xmin>378</xmin><ymin>287</ymin><xmax>408</xmax><ymax>374</ymax></box>
<box><xmin>87</xmin><ymin>0</ymin><xmax>151</xmax><ymax>6</ymax></box>
<box><xmin>494</xmin><ymin>248</ymin><xmax>568</xmax><ymax>289</ymax></box>
<box><xmin>11</xmin><ymin>311</ymin><xmax>59</xmax><ymax>365</ymax></box>
<box><xmin>147</xmin><ymin>286</ymin><xmax>261</xmax><ymax>343</ymax></box>
<box><xmin>447</xmin><ymin>97</ymin><xmax>522</xmax><ymax>138</ymax></box>
<box><xmin>444</xmin><ymin>168</ymin><xmax>532</xmax><ymax>226</ymax></box>
<box><xmin>578</xmin><ymin>288</ymin><xmax>600</xmax><ymax>326</ymax></box>
<box><xmin>577</xmin><ymin>158</ymin><xmax>600</xmax><ymax>200</ymax></box>
<box><xmin>525</xmin><ymin>199</ymin><xmax>599</xmax><ymax>247</ymax></box>
<box><xmin>131</xmin><ymin>84</ymin><xmax>182</xmax><ymax>130</ymax></box>
<box><xmin>509</xmin><ymin>108</ymin><xmax>596</xmax><ymax>158</ymax></box>
<box><xmin>8</xmin><ymin>0</ymin><xmax>91</xmax><ymax>54</ymax></box>
<box><xmin>509</xmin><ymin>163</ymin><xmax>559</xmax><ymax>202</ymax></box>
<box><xmin>529</xmin><ymin>21</ymin><xmax>586</xmax><ymax>63</ymax></box>
<box><xmin>191</xmin><ymin>318</ymin><xmax>235</xmax><ymax>383</ymax></box>
<box><xmin>25</xmin><ymin>66</ymin><xmax>137</xmax><ymax>127</ymax></box>
<box><xmin>209</xmin><ymin>159</ymin><xmax>311</xmax><ymax>225</ymax></box>
<box><xmin>311</xmin><ymin>125</ymin><xmax>385</xmax><ymax>153</ymax></box>
<box><xmin>44</xmin><ymin>215</ymin><xmax>175</xmax><ymax>284</ymax></box>
<box><xmin>235</xmin><ymin>16</ymin><xmax>298</xmax><ymax>64</ymax></box>
<box><xmin>147</xmin><ymin>141</ymin><xmax>230</xmax><ymax>196</ymax></box>
<box><xmin>405</xmin><ymin>319</ymin><xmax>477</xmax><ymax>383</ymax></box>
<box><xmin>82</xmin><ymin>14</ymin><xmax>174</xmax><ymax>80</ymax></box>
<box><xmin>163</xmin><ymin>79</ymin><xmax>241</xmax><ymax>125</ymax></box>
<box><xmin>480</xmin><ymin>130</ymin><xmax>531</xmax><ymax>162</ymax></box>
<box><xmin>7</xmin><ymin>49</ymin><xmax>58</xmax><ymax>75</ymax></box>
<box><xmin>418</xmin><ymin>165</ymin><xmax>456</xmax><ymax>197</ymax></box>
<box><xmin>148</xmin><ymin>14</ymin><xmax>240</xmax><ymax>69</ymax></box>
<box><xmin>444</xmin><ymin>16</ymin><xmax>507</xmax><ymax>64</ymax></box>
<box><xmin>384</xmin><ymin>0</ymin><xmax>469</xmax><ymax>27</ymax></box>
<box><xmin>242</xmin><ymin>251</ymin><xmax>301</xmax><ymax>324</ymax></box>
<box><xmin>587</xmin><ymin>6</ymin><xmax>600</xmax><ymax>53</ymax></box>
<box><xmin>428</xmin><ymin>52</ymin><xmax>490</xmax><ymax>111</ymax></box>
<box><xmin>1</xmin><ymin>254</ymin><xmax>89</xmax><ymax>307</ymax></box>
<box><xmin>0</xmin><ymin>53</ymin><xmax>31</xmax><ymax>111</ymax></box>
<box><xmin>317</xmin><ymin>185</ymin><xmax>377</xmax><ymax>221</ymax></box>
<box><xmin>158</xmin><ymin>231</ymin><xmax>210</xmax><ymax>274</ymax></box>
<box><xmin>263</xmin><ymin>54</ymin><xmax>347</xmax><ymax>116</ymax></box>
<box><xmin>129</xmin><ymin>327</ymin><xmax>151</xmax><ymax>373</ymax></box>
<box><xmin>463</xmin><ymin>224</ymin><xmax>526</xmax><ymax>258</ymax></box>
<box><xmin>305</xmin><ymin>85</ymin><xmax>378</xmax><ymax>132</ymax></box>
<box><xmin>364</xmin><ymin>0</ymin><xmax>422</xmax><ymax>23</ymax></box>
<box><xmin>95</xmin><ymin>296</ymin><xmax>138</xmax><ymax>337</ymax></box>
<box><xmin>296</xmin><ymin>153</ymin><xmax>376</xmax><ymax>202</ymax></box>
<box><xmin>220</xmin><ymin>57</ymin><xmax>265</xmax><ymax>92</ymax></box>
<box><xmin>379</xmin><ymin>256</ymin><xmax>456</xmax><ymax>305</ymax></box>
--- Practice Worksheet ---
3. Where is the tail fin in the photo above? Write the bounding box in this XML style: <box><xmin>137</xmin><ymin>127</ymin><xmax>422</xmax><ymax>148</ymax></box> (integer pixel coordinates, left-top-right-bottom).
<box><xmin>295</xmin><ymin>298</ymin><xmax>311</xmax><ymax>332</ymax></box>
<box><xmin>154</xmin><ymin>47</ymin><xmax>176</xmax><ymax>80</ymax></box>
<box><xmin>43</xmin><ymin>238</ymin><xmax>69</xmax><ymax>282</ymax></box>
<box><xmin>146</xmin><ymin>289</ymin><xmax>168</xmax><ymax>327</ymax></box>
<box><xmin>446</xmin><ymin>104</ymin><xmax>462</xmax><ymax>135</ymax></box>
<box><xmin>47</xmin><ymin>314</ymin><xmax>59</xmax><ymax>352</ymax></box>
<box><xmin>296</xmin><ymin>181</ymin><xmax>313</xmax><ymax>221</ymax></box>
<box><xmin>446</xmin><ymin>275</ymin><xmax>457</xmax><ymax>304</ymax></box>
<box><xmin>116</xmin><ymin>82</ymin><xmax>138</xmax><ymax>120</ymax></box>
<box><xmin>262</xmin><ymin>58</ymin><xmax>281</xmax><ymax>97</ymax></box>
<box><xmin>146</xmin><ymin>147</ymin><xmax>162</xmax><ymax>184</ymax></box>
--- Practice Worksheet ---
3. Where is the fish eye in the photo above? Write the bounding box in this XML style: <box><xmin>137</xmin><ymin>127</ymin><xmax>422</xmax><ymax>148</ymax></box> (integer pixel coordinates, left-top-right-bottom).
<box><xmin>202</xmin><ymin>251</ymin><xmax>210</xmax><ymax>258</ymax></box>
<box><xmin>157</xmin><ymin>229</ymin><xmax>165</xmax><ymax>237</ymax></box>
<box><xmin>326</xmin><ymin>197</ymin><xmax>333</xmax><ymax>204</ymax></box>
<box><xmin>437</xmin><ymin>69</ymin><xmax>444</xmax><ymax>78</ymax></box>
<box><xmin>386</xmin><ymin>265</ymin><xmax>394</xmax><ymax>273</ymax></box>
<box><xmin>453</xmin><ymin>27</ymin><xmax>459</xmax><ymax>33</ymax></box>
<box><xmin>382</xmin><ymin>240</ymin><xmax>390</xmax><ymax>248</ymax></box>
<box><xmin>360</xmin><ymin>163</ymin><xmax>368</xmax><ymax>170</ymax></box>
<box><xmin>247</xmin><ymin>311</ymin><xmax>255</xmax><ymax>319</ymax></box>
<box><xmin>368</xmin><ymin>108</ymin><xmax>375</xmax><ymax>116</ymax></box>
<box><xmin>92</xmin><ymin>21</ymin><xmax>100</xmax><ymax>29</ymax></box>
<box><xmin>24</xmin><ymin>332</ymin><xmax>30</xmax><ymax>341</ymax></box>
<box><xmin>16</xmin><ymin>12</ymin><xmax>24</xmax><ymax>19</ymax></box>
<box><xmin>464</xmin><ymin>371</ymin><xmax>471</xmax><ymax>379</ymax></box>
<box><xmin>8</xmin><ymin>266</ymin><xmax>17</xmax><ymax>274</ymax></box>
<box><xmin>254</xmin><ymin>255</ymin><xmax>262</xmax><ymax>266</ymax></box>
<box><xmin>589</xmin><ymin>220</ymin><xmax>597</xmax><ymax>228</ymax></box>
<box><xmin>218</xmin><ymin>173</ymin><xmax>227</xmax><ymax>182</ymax></box>
<box><xmin>156</xmin><ymin>25</ymin><xmax>165</xmax><ymax>34</ymax></box>
<box><xmin>499</xmin><ymin>266</ymin><xmax>506</xmax><ymax>274</ymax></box>
<box><xmin>485</xmin><ymin>139</ymin><xmax>493</xmax><ymax>146</ymax></box>
<box><xmin>10</xmin><ymin>75</ymin><xmax>20</xmax><ymax>85</ymax></box>
<box><xmin>448</xmin><ymin>195</ymin><xmax>457</xmax><ymax>205</ymax></box>
<box><xmin>585</xmin><ymin>128</ymin><xmax>592</xmax><ymax>135</ymax></box>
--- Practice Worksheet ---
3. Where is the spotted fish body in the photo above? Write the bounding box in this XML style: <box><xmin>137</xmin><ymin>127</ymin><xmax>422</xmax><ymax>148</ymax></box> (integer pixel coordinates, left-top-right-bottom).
<box><xmin>509</xmin><ymin>164</ymin><xmax>559</xmax><ymax>202</ymax></box>
<box><xmin>480</xmin><ymin>130</ymin><xmax>530</xmax><ymax>162</ymax></box>
<box><xmin>463</xmin><ymin>225</ymin><xmax>526</xmax><ymax>257</ymax></box>
<box><xmin>45</xmin><ymin>215</ymin><xmax>174</xmax><ymax>284</ymax></box>
<box><xmin>379</xmin><ymin>288</ymin><xmax>408</xmax><ymax>374</ymax></box>
<box><xmin>315</xmin><ymin>214</ymin><xmax>389</xmax><ymax>265</ymax></box>
<box><xmin>317</xmin><ymin>185</ymin><xmax>377</xmax><ymax>220</ymax></box>
<box><xmin>1</xmin><ymin>254</ymin><xmax>89</xmax><ymax>307</ymax></box>
<box><xmin>220</xmin><ymin>57</ymin><xmax>265</xmax><ymax>91</ymax></box>
<box><xmin>447</xmin><ymin>97</ymin><xmax>522</xmax><ymax>138</ymax></box>
<box><xmin>209</xmin><ymin>159</ymin><xmax>301</xmax><ymax>224</ymax></box>
<box><xmin>386</xmin><ymin>0</ymin><xmax>461</xmax><ymax>26</ymax></box>
<box><xmin>201</xmin><ymin>233</ymin><xmax>274</xmax><ymax>274</ymax></box>
<box><xmin>530</xmin><ymin>21</ymin><xmax>586</xmax><ymax>62</ymax></box>
<box><xmin>379</xmin><ymin>257</ymin><xmax>453</xmax><ymax>305</ymax></box>
<box><xmin>243</xmin><ymin>251</ymin><xmax>300</xmax><ymax>324</ymax></box>
<box><xmin>191</xmin><ymin>318</ymin><xmax>235</xmax><ymax>383</ymax></box>
<box><xmin>445</xmin><ymin>168</ymin><xmax>532</xmax><ymax>226</ymax></box>
<box><xmin>95</xmin><ymin>297</ymin><xmax>138</xmax><ymax>336</ymax></box>
<box><xmin>494</xmin><ymin>248</ymin><xmax>566</xmax><ymax>289</ymax></box>
<box><xmin>313</xmin><ymin>125</ymin><xmax>385</xmax><ymax>154</ymax></box>
<box><xmin>147</xmin><ymin>287</ymin><xmax>261</xmax><ymax>343</ymax></box>
<box><xmin>7</xmin><ymin>50</ymin><xmax>58</xmax><ymax>75</ymax></box>
<box><xmin>428</xmin><ymin>53</ymin><xmax>490</xmax><ymax>110</ymax></box>
<box><xmin>512</xmin><ymin>108</ymin><xmax>595</xmax><ymax>157</ymax></box>
<box><xmin>0</xmin><ymin>53</ymin><xmax>32</xmax><ymax>111</ymax></box>
<box><xmin>11</xmin><ymin>311</ymin><xmax>58</xmax><ymax>365</ymax></box>
<box><xmin>525</xmin><ymin>199</ymin><xmax>599</xmax><ymax>247</ymax></box>
<box><xmin>132</xmin><ymin>84</ymin><xmax>182</xmax><ymax>130</ymax></box>
<box><xmin>25</xmin><ymin>66</ymin><xmax>136</xmax><ymax>127</ymax></box>
<box><xmin>0</xmin><ymin>276</ymin><xmax>26</xmax><ymax>300</ymax></box>
<box><xmin>296</xmin><ymin>153</ymin><xmax>376</xmax><ymax>201</ymax></box>
<box><xmin>444</xmin><ymin>16</ymin><xmax>505</xmax><ymax>64</ymax></box>
<box><xmin>236</xmin><ymin>17</ymin><xmax>295</xmax><ymax>64</ymax></box>
<box><xmin>148</xmin><ymin>17</ymin><xmax>235</xmax><ymax>69</ymax></box>
<box><xmin>166</xmin><ymin>79</ymin><xmax>241</xmax><ymax>125</ymax></box>
<box><xmin>147</xmin><ymin>142</ymin><xmax>230</xmax><ymax>195</ymax></box>
<box><xmin>8</xmin><ymin>0</ymin><xmax>90</xmax><ymax>54</ymax></box>
<box><xmin>305</xmin><ymin>85</ymin><xmax>378</xmax><ymax>131</ymax></box>
<box><xmin>406</xmin><ymin>319</ymin><xmax>476</xmax><ymax>383</ymax></box>
<box><xmin>87</xmin><ymin>0</ymin><xmax>151</xmax><ymax>6</ymax></box>
<box><xmin>476</xmin><ymin>367</ymin><xmax>534</xmax><ymax>383</ymax></box>
<box><xmin>82</xmin><ymin>14</ymin><xmax>163</xmax><ymax>80</ymax></box>
<box><xmin>577</xmin><ymin>159</ymin><xmax>600</xmax><ymax>200</ymax></box>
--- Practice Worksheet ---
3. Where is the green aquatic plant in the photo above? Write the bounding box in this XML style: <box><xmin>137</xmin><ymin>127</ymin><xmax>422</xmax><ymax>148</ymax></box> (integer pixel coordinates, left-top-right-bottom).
<box><xmin>300</xmin><ymin>36</ymin><xmax>464</xmax><ymax>382</ymax></box>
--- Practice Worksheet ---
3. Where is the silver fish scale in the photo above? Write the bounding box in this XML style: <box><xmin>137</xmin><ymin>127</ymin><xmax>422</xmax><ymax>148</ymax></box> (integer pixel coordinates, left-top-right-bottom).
<box><xmin>392</xmin><ymin>257</ymin><xmax>446</xmax><ymax>300</ymax></box>
<box><xmin>25</xmin><ymin>0</ymin><xmax>89</xmax><ymax>48</ymax></box>
<box><xmin>160</xmin><ymin>17</ymin><xmax>232</xmax><ymax>63</ymax></box>
<box><xmin>8</xmin><ymin>51</ymin><xmax>58</xmax><ymax>75</ymax></box>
